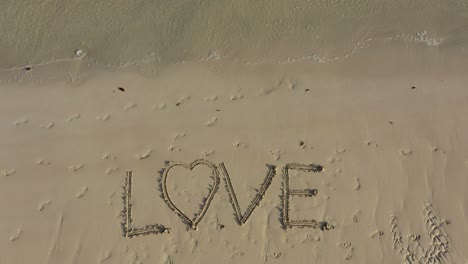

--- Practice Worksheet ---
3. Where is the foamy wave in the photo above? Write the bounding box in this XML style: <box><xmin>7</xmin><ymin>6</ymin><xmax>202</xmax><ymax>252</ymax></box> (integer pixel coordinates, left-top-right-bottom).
<box><xmin>411</xmin><ymin>30</ymin><xmax>444</xmax><ymax>46</ymax></box>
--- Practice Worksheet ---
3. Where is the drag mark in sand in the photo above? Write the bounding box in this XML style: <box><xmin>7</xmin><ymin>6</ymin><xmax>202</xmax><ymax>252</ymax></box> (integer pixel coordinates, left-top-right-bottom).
<box><xmin>390</xmin><ymin>203</ymin><xmax>455</xmax><ymax>263</ymax></box>
<box><xmin>46</xmin><ymin>216</ymin><xmax>63</xmax><ymax>264</ymax></box>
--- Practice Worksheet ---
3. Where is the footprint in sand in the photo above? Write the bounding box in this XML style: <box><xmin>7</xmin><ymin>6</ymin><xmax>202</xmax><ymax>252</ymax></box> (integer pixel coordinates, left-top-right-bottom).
<box><xmin>341</xmin><ymin>242</ymin><xmax>354</xmax><ymax>260</ymax></box>
<box><xmin>268</xmin><ymin>149</ymin><xmax>282</xmax><ymax>161</ymax></box>
<box><xmin>365</xmin><ymin>140</ymin><xmax>378</xmax><ymax>147</ymax></box>
<box><xmin>2</xmin><ymin>169</ymin><xmax>16</xmax><ymax>177</ymax></box>
<box><xmin>354</xmin><ymin>177</ymin><xmax>361</xmax><ymax>190</ymax></box>
<box><xmin>168</xmin><ymin>145</ymin><xmax>182</xmax><ymax>152</ymax></box>
<box><xmin>136</xmin><ymin>149</ymin><xmax>152</xmax><ymax>160</ymax></box>
<box><xmin>229</xmin><ymin>94</ymin><xmax>243</xmax><ymax>101</ymax></box>
<box><xmin>401</xmin><ymin>149</ymin><xmax>413</xmax><ymax>156</ymax></box>
<box><xmin>205</xmin><ymin>95</ymin><xmax>218</xmax><ymax>102</ymax></box>
<box><xmin>328</xmin><ymin>157</ymin><xmax>342</xmax><ymax>164</ymax></box>
<box><xmin>107</xmin><ymin>192</ymin><xmax>115</xmax><ymax>206</ymax></box>
<box><xmin>336</xmin><ymin>148</ymin><xmax>346</xmax><ymax>154</ymax></box>
<box><xmin>175</xmin><ymin>95</ymin><xmax>190</xmax><ymax>106</ymax></box>
<box><xmin>40</xmin><ymin>122</ymin><xmax>54</xmax><ymax>129</ymax></box>
<box><xmin>75</xmin><ymin>186</ymin><xmax>88</xmax><ymax>199</ymax></box>
<box><xmin>257</xmin><ymin>86</ymin><xmax>275</xmax><ymax>96</ymax></box>
<box><xmin>9</xmin><ymin>228</ymin><xmax>23</xmax><ymax>242</ymax></box>
<box><xmin>124</xmin><ymin>103</ymin><xmax>137</xmax><ymax>112</ymax></box>
<box><xmin>66</xmin><ymin>114</ymin><xmax>81</xmax><ymax>122</ymax></box>
<box><xmin>352</xmin><ymin>211</ymin><xmax>360</xmax><ymax>223</ymax></box>
<box><xmin>298</xmin><ymin>140</ymin><xmax>306</xmax><ymax>149</ymax></box>
<box><xmin>38</xmin><ymin>200</ymin><xmax>52</xmax><ymax>212</ymax></box>
<box><xmin>36</xmin><ymin>159</ymin><xmax>51</xmax><ymax>166</ymax></box>
<box><xmin>102</xmin><ymin>153</ymin><xmax>117</xmax><ymax>160</ymax></box>
<box><xmin>433</xmin><ymin>146</ymin><xmax>446</xmax><ymax>154</ymax></box>
<box><xmin>99</xmin><ymin>250</ymin><xmax>112</xmax><ymax>262</ymax></box>
<box><xmin>201</xmin><ymin>150</ymin><xmax>215</xmax><ymax>157</ymax></box>
<box><xmin>152</xmin><ymin>103</ymin><xmax>166</xmax><ymax>110</ymax></box>
<box><xmin>234</xmin><ymin>141</ymin><xmax>247</xmax><ymax>148</ymax></box>
<box><xmin>276</xmin><ymin>77</ymin><xmax>297</xmax><ymax>90</ymax></box>
<box><xmin>105</xmin><ymin>167</ymin><xmax>119</xmax><ymax>175</ymax></box>
<box><xmin>205</xmin><ymin>117</ymin><xmax>218</xmax><ymax>127</ymax></box>
<box><xmin>370</xmin><ymin>230</ymin><xmax>384</xmax><ymax>238</ymax></box>
<box><xmin>69</xmin><ymin>164</ymin><xmax>84</xmax><ymax>172</ymax></box>
<box><xmin>286</xmin><ymin>81</ymin><xmax>297</xmax><ymax>90</ymax></box>
<box><xmin>14</xmin><ymin>118</ymin><xmax>29</xmax><ymax>126</ymax></box>
<box><xmin>96</xmin><ymin>114</ymin><xmax>111</xmax><ymax>121</ymax></box>
<box><xmin>172</xmin><ymin>132</ymin><xmax>186</xmax><ymax>140</ymax></box>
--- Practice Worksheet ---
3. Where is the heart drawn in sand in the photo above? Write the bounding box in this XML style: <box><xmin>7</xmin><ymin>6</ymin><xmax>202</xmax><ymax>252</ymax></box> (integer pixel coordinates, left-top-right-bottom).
<box><xmin>160</xmin><ymin>159</ymin><xmax>220</xmax><ymax>229</ymax></box>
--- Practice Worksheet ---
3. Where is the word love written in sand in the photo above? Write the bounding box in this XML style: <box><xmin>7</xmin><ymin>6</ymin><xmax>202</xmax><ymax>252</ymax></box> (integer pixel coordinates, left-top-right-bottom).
<box><xmin>121</xmin><ymin>159</ymin><xmax>334</xmax><ymax>238</ymax></box>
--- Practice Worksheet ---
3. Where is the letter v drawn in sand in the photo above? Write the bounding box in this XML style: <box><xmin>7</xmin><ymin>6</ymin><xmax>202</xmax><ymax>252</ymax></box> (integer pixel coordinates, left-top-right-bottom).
<box><xmin>160</xmin><ymin>159</ymin><xmax>220</xmax><ymax>229</ymax></box>
<box><xmin>218</xmin><ymin>162</ymin><xmax>276</xmax><ymax>225</ymax></box>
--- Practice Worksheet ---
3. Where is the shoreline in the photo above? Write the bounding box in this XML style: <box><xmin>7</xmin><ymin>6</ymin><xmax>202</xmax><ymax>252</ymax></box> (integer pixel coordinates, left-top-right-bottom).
<box><xmin>1</xmin><ymin>39</ymin><xmax>468</xmax><ymax>87</ymax></box>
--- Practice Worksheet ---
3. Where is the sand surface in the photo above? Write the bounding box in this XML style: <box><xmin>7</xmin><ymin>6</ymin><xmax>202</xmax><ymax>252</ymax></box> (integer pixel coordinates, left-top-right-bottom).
<box><xmin>2</xmin><ymin>1</ymin><xmax>468</xmax><ymax>264</ymax></box>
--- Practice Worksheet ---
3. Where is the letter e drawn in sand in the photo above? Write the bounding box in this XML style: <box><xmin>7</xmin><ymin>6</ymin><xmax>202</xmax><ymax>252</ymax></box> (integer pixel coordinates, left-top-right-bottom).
<box><xmin>159</xmin><ymin>159</ymin><xmax>220</xmax><ymax>230</ymax></box>
<box><xmin>281</xmin><ymin>163</ymin><xmax>333</xmax><ymax>230</ymax></box>
<box><xmin>121</xmin><ymin>171</ymin><xmax>170</xmax><ymax>238</ymax></box>
<box><xmin>218</xmin><ymin>162</ymin><xmax>276</xmax><ymax>225</ymax></box>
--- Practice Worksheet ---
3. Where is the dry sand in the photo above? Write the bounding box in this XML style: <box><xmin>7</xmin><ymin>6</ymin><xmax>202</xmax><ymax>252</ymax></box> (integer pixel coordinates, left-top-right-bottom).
<box><xmin>2</xmin><ymin>1</ymin><xmax>468</xmax><ymax>264</ymax></box>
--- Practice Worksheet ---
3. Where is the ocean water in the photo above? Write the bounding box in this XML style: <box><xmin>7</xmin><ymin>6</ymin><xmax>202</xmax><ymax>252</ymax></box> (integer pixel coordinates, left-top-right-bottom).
<box><xmin>1</xmin><ymin>0</ymin><xmax>468</xmax><ymax>69</ymax></box>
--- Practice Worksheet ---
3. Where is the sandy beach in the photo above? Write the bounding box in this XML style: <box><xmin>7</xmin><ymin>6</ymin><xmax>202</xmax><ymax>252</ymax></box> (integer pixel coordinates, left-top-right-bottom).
<box><xmin>2</xmin><ymin>1</ymin><xmax>468</xmax><ymax>263</ymax></box>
